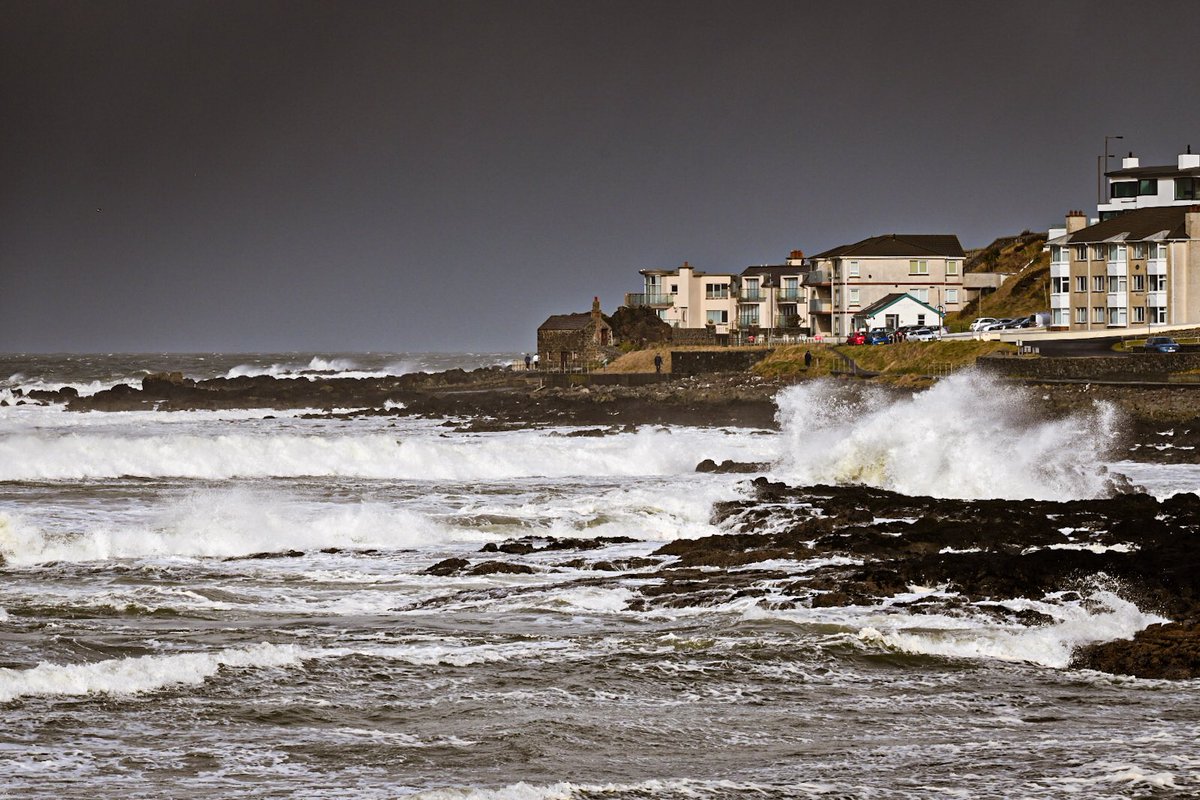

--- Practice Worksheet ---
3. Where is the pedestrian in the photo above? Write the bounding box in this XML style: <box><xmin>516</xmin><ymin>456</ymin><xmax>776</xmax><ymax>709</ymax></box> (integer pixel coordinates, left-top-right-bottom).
<box><xmin>804</xmin><ymin>350</ymin><xmax>813</xmax><ymax>369</ymax></box>
<box><xmin>653</xmin><ymin>353</ymin><xmax>663</xmax><ymax>374</ymax></box>
<box><xmin>524</xmin><ymin>353</ymin><xmax>532</xmax><ymax>370</ymax></box>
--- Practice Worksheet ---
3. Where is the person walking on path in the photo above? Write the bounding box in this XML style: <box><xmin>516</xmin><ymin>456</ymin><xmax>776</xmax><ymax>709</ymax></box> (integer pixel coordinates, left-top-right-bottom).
<box><xmin>653</xmin><ymin>353</ymin><xmax>663</xmax><ymax>374</ymax></box>
<box><xmin>524</xmin><ymin>353</ymin><xmax>532</xmax><ymax>370</ymax></box>
<box><xmin>804</xmin><ymin>350</ymin><xmax>813</xmax><ymax>370</ymax></box>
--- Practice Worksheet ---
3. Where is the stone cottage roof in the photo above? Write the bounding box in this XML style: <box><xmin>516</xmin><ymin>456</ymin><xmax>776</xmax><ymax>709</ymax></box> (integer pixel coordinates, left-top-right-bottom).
<box><xmin>539</xmin><ymin>312</ymin><xmax>598</xmax><ymax>331</ymax></box>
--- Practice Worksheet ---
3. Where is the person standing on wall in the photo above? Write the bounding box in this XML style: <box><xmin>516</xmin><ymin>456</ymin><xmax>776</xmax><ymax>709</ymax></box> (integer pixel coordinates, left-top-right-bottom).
<box><xmin>653</xmin><ymin>353</ymin><xmax>663</xmax><ymax>374</ymax></box>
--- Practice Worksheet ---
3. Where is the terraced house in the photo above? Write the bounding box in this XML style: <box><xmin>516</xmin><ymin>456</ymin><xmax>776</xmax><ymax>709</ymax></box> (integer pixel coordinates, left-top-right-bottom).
<box><xmin>804</xmin><ymin>234</ymin><xmax>965</xmax><ymax>337</ymax></box>
<box><xmin>1048</xmin><ymin>206</ymin><xmax>1200</xmax><ymax>331</ymax></box>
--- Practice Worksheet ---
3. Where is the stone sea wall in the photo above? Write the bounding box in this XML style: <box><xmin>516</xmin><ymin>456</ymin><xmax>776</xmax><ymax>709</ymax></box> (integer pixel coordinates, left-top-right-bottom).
<box><xmin>671</xmin><ymin>349</ymin><xmax>770</xmax><ymax>376</ymax></box>
<box><xmin>977</xmin><ymin>353</ymin><xmax>1200</xmax><ymax>382</ymax></box>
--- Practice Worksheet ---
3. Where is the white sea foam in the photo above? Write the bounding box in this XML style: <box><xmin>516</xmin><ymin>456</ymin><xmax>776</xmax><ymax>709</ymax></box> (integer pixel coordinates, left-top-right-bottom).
<box><xmin>0</xmin><ymin>642</ymin><xmax>305</xmax><ymax>703</ymax></box>
<box><xmin>856</xmin><ymin>590</ymin><xmax>1165</xmax><ymax>669</ymax></box>
<box><xmin>0</xmin><ymin>425</ymin><xmax>774</xmax><ymax>481</ymax></box>
<box><xmin>222</xmin><ymin>356</ymin><xmax>419</xmax><ymax>381</ymax></box>
<box><xmin>404</xmin><ymin>779</ymin><xmax>839</xmax><ymax>799</ymax></box>
<box><xmin>773</xmin><ymin>371</ymin><xmax>1123</xmax><ymax>500</ymax></box>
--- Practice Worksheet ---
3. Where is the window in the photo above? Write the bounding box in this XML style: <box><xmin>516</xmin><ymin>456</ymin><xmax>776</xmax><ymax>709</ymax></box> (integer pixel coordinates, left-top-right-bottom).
<box><xmin>738</xmin><ymin>307</ymin><xmax>759</xmax><ymax>327</ymax></box>
<box><xmin>705</xmin><ymin>282</ymin><xmax>729</xmax><ymax>299</ymax></box>
<box><xmin>1093</xmin><ymin>306</ymin><xmax>1106</xmax><ymax>323</ymax></box>
<box><xmin>946</xmin><ymin>259</ymin><xmax>959</xmax><ymax>275</ymax></box>
<box><xmin>1093</xmin><ymin>275</ymin><xmax>1106</xmax><ymax>292</ymax></box>
<box><xmin>1052</xmin><ymin>308</ymin><xmax>1069</xmax><ymax>327</ymax></box>
<box><xmin>1093</xmin><ymin>245</ymin><xmax>1107</xmax><ymax>261</ymax></box>
<box><xmin>1138</xmin><ymin>179</ymin><xmax>1158</xmax><ymax>196</ymax></box>
<box><xmin>1133</xmin><ymin>243</ymin><xmax>1147</xmax><ymax>259</ymax></box>
<box><xmin>1133</xmin><ymin>306</ymin><xmax>1145</xmax><ymax>323</ymax></box>
<box><xmin>1075</xmin><ymin>307</ymin><xmax>1087</xmax><ymax>324</ymax></box>
<box><xmin>1052</xmin><ymin>276</ymin><xmax>1070</xmax><ymax>294</ymax></box>
<box><xmin>834</xmin><ymin>318</ymin><xmax>841</xmax><ymax>335</ymax></box>
<box><xmin>1152</xmin><ymin>306</ymin><xmax>1167</xmax><ymax>324</ymax></box>
<box><xmin>849</xmin><ymin>288</ymin><xmax>860</xmax><ymax>306</ymax></box>
<box><xmin>1109</xmin><ymin>244</ymin><xmax>1127</xmax><ymax>263</ymax></box>
<box><xmin>1133</xmin><ymin>274</ymin><xmax>1145</xmax><ymax>292</ymax></box>
<box><xmin>706</xmin><ymin>309</ymin><xmax>728</xmax><ymax>324</ymax></box>
<box><xmin>848</xmin><ymin>261</ymin><xmax>860</xmax><ymax>278</ymax></box>
<box><xmin>916</xmin><ymin>314</ymin><xmax>926</xmax><ymax>326</ymax></box>
<box><xmin>1050</xmin><ymin>246</ymin><xmax>1064</xmax><ymax>263</ymax></box>
<box><xmin>1107</xmin><ymin>275</ymin><xmax>1127</xmax><ymax>293</ymax></box>
<box><xmin>1075</xmin><ymin>245</ymin><xmax>1088</xmax><ymax>260</ymax></box>
<box><xmin>1108</xmin><ymin>307</ymin><xmax>1127</xmax><ymax>326</ymax></box>
<box><xmin>1153</xmin><ymin>243</ymin><xmax>1167</xmax><ymax>259</ymax></box>
<box><xmin>1075</xmin><ymin>276</ymin><xmax>1087</xmax><ymax>293</ymax></box>
<box><xmin>742</xmin><ymin>278</ymin><xmax>761</xmax><ymax>300</ymax></box>
<box><xmin>1111</xmin><ymin>181</ymin><xmax>1137</xmax><ymax>199</ymax></box>
<box><xmin>946</xmin><ymin>288</ymin><xmax>958</xmax><ymax>303</ymax></box>
<box><xmin>1177</xmin><ymin>177</ymin><xmax>1200</xmax><ymax>201</ymax></box>
<box><xmin>909</xmin><ymin>259</ymin><xmax>929</xmax><ymax>275</ymax></box>
<box><xmin>1149</xmin><ymin>274</ymin><xmax>1167</xmax><ymax>292</ymax></box>
<box><xmin>669</xmin><ymin>283</ymin><xmax>678</xmax><ymax>294</ymax></box>
<box><xmin>911</xmin><ymin>288</ymin><xmax>929</xmax><ymax>302</ymax></box>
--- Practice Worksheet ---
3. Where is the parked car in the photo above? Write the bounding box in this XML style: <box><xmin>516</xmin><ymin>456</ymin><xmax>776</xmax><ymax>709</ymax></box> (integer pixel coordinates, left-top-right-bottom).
<box><xmin>845</xmin><ymin>331</ymin><xmax>866</xmax><ymax>345</ymax></box>
<box><xmin>983</xmin><ymin>318</ymin><xmax>1014</xmax><ymax>331</ymax></box>
<box><xmin>908</xmin><ymin>327</ymin><xmax>940</xmax><ymax>342</ymax></box>
<box><xmin>1144</xmin><ymin>336</ymin><xmax>1180</xmax><ymax>353</ymax></box>
<box><xmin>969</xmin><ymin>317</ymin><xmax>998</xmax><ymax>332</ymax></box>
<box><xmin>1001</xmin><ymin>316</ymin><xmax>1036</xmax><ymax>329</ymax></box>
<box><xmin>866</xmin><ymin>328</ymin><xmax>893</xmax><ymax>345</ymax></box>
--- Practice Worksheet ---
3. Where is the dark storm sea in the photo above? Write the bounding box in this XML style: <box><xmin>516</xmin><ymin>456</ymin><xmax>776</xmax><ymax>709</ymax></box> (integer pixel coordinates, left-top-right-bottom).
<box><xmin>1</xmin><ymin>353</ymin><xmax>1198</xmax><ymax>799</ymax></box>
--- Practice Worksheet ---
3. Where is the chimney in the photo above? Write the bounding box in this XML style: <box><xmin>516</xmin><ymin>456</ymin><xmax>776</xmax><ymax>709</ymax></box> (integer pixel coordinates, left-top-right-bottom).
<box><xmin>1066</xmin><ymin>209</ymin><xmax>1088</xmax><ymax>234</ymax></box>
<box><xmin>1180</xmin><ymin>145</ymin><xmax>1200</xmax><ymax>170</ymax></box>
<box><xmin>1122</xmin><ymin>152</ymin><xmax>1139</xmax><ymax>169</ymax></box>
<box><xmin>591</xmin><ymin>296</ymin><xmax>601</xmax><ymax>323</ymax></box>
<box><xmin>1187</xmin><ymin>205</ymin><xmax>1200</xmax><ymax>240</ymax></box>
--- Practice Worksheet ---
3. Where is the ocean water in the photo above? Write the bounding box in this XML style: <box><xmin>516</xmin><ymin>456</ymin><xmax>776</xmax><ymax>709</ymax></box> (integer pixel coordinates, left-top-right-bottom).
<box><xmin>1</xmin><ymin>355</ymin><xmax>1198</xmax><ymax>799</ymax></box>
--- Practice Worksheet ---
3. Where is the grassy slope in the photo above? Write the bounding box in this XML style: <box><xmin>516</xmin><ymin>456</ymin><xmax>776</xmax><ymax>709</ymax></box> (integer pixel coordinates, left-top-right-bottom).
<box><xmin>947</xmin><ymin>232</ymin><xmax>1050</xmax><ymax>331</ymax></box>
<box><xmin>754</xmin><ymin>340</ymin><xmax>1015</xmax><ymax>380</ymax></box>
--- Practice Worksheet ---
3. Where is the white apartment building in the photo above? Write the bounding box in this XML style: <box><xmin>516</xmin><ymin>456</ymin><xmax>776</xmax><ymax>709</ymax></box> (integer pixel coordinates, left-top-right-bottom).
<box><xmin>1100</xmin><ymin>146</ymin><xmax>1200</xmax><ymax>221</ymax></box>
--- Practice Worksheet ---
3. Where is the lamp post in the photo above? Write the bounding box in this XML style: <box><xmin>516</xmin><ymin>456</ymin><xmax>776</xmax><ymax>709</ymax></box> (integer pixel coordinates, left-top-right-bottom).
<box><xmin>1098</xmin><ymin>134</ymin><xmax>1124</xmax><ymax>205</ymax></box>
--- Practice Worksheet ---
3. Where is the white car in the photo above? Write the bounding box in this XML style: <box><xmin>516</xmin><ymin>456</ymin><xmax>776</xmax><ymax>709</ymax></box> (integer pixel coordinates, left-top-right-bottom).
<box><xmin>969</xmin><ymin>317</ymin><xmax>998</xmax><ymax>332</ymax></box>
<box><xmin>908</xmin><ymin>327</ymin><xmax>941</xmax><ymax>341</ymax></box>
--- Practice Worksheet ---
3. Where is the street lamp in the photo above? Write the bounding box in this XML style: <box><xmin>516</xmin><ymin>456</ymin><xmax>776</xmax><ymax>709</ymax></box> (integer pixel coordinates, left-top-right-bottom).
<box><xmin>1097</xmin><ymin>134</ymin><xmax>1124</xmax><ymax>205</ymax></box>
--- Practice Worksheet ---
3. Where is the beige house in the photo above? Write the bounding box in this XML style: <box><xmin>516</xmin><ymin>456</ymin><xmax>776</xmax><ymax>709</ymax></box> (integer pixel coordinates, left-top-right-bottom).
<box><xmin>805</xmin><ymin>235</ymin><xmax>965</xmax><ymax>337</ymax></box>
<box><xmin>1048</xmin><ymin>206</ymin><xmax>1200</xmax><ymax>331</ymax></box>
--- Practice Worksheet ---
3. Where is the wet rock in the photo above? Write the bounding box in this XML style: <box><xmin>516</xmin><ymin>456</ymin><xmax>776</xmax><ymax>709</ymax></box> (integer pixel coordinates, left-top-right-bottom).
<box><xmin>425</xmin><ymin>557</ymin><xmax>470</xmax><ymax>576</ymax></box>
<box><xmin>468</xmin><ymin>560</ymin><xmax>536</xmax><ymax>576</ymax></box>
<box><xmin>695</xmin><ymin>459</ymin><xmax>769</xmax><ymax>473</ymax></box>
<box><xmin>1071</xmin><ymin>622</ymin><xmax>1200</xmax><ymax>679</ymax></box>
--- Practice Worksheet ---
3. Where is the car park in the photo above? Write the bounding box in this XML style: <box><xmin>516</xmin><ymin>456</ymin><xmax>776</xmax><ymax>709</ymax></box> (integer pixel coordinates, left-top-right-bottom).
<box><xmin>1144</xmin><ymin>336</ymin><xmax>1180</xmax><ymax>353</ymax></box>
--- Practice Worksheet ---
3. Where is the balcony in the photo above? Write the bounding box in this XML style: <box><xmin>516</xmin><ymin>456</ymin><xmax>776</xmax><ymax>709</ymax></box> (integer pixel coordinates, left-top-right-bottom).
<box><xmin>738</xmin><ymin>291</ymin><xmax>765</xmax><ymax>303</ymax></box>
<box><xmin>1106</xmin><ymin>260</ymin><xmax>1128</xmax><ymax>276</ymax></box>
<box><xmin>1148</xmin><ymin>258</ymin><xmax>1167</xmax><ymax>274</ymax></box>
<box><xmin>809</xmin><ymin>299</ymin><xmax>832</xmax><ymax>313</ymax></box>
<box><xmin>1107</xmin><ymin>292</ymin><xmax>1127</xmax><ymax>308</ymax></box>
<box><xmin>624</xmin><ymin>292</ymin><xmax>674</xmax><ymax>308</ymax></box>
<box><xmin>736</xmin><ymin>316</ymin><xmax>760</xmax><ymax>329</ymax></box>
<box><xmin>1050</xmin><ymin>293</ymin><xmax>1069</xmax><ymax>310</ymax></box>
<box><xmin>777</xmin><ymin>289</ymin><xmax>804</xmax><ymax>302</ymax></box>
<box><xmin>803</xmin><ymin>270</ymin><xmax>830</xmax><ymax>286</ymax></box>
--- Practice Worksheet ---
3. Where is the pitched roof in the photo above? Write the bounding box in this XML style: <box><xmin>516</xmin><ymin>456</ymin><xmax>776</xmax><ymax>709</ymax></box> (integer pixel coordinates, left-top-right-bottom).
<box><xmin>539</xmin><ymin>312</ymin><xmax>596</xmax><ymax>331</ymax></box>
<box><xmin>739</xmin><ymin>265</ymin><xmax>807</xmax><ymax>287</ymax></box>
<box><xmin>1064</xmin><ymin>206</ymin><xmax>1193</xmax><ymax>244</ymax></box>
<box><xmin>854</xmin><ymin>292</ymin><xmax>943</xmax><ymax>318</ymax></box>
<box><xmin>812</xmin><ymin>234</ymin><xmax>965</xmax><ymax>260</ymax></box>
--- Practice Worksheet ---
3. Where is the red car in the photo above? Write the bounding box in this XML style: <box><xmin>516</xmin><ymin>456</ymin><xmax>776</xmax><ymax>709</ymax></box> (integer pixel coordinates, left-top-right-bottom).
<box><xmin>845</xmin><ymin>331</ymin><xmax>866</xmax><ymax>345</ymax></box>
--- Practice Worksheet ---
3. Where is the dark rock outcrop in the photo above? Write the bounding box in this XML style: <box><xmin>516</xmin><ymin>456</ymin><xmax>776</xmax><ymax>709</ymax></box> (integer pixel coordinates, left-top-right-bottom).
<box><xmin>1071</xmin><ymin>622</ymin><xmax>1200</xmax><ymax>679</ymax></box>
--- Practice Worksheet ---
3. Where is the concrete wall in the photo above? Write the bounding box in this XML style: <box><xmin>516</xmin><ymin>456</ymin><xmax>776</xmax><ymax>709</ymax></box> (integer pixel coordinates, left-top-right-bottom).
<box><xmin>671</xmin><ymin>349</ymin><xmax>770</xmax><ymax>376</ymax></box>
<box><xmin>977</xmin><ymin>353</ymin><xmax>1200</xmax><ymax>382</ymax></box>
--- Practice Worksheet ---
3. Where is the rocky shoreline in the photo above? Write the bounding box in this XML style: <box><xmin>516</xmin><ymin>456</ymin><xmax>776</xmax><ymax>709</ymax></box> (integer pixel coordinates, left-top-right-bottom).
<box><xmin>421</xmin><ymin>478</ymin><xmax>1200</xmax><ymax>680</ymax></box>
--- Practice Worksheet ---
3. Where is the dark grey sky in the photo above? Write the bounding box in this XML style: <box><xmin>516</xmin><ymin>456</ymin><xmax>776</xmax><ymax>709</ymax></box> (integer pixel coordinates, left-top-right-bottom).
<box><xmin>3</xmin><ymin>0</ymin><xmax>1199</xmax><ymax>352</ymax></box>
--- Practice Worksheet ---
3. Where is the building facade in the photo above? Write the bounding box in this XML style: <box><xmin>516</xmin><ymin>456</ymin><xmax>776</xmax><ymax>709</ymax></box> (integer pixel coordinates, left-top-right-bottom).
<box><xmin>625</xmin><ymin>252</ymin><xmax>808</xmax><ymax>335</ymax></box>
<box><xmin>1048</xmin><ymin>206</ymin><xmax>1200</xmax><ymax>331</ymax></box>
<box><xmin>1100</xmin><ymin>147</ymin><xmax>1200</xmax><ymax>221</ymax></box>
<box><xmin>805</xmin><ymin>234</ymin><xmax>965</xmax><ymax>337</ymax></box>
<box><xmin>536</xmin><ymin>298</ymin><xmax>614</xmax><ymax>371</ymax></box>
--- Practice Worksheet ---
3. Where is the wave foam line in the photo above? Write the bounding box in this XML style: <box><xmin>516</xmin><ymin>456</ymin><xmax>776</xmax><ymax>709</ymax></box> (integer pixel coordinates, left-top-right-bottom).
<box><xmin>774</xmin><ymin>370</ymin><xmax>1123</xmax><ymax>500</ymax></box>
<box><xmin>857</xmin><ymin>590</ymin><xmax>1165</xmax><ymax>669</ymax></box>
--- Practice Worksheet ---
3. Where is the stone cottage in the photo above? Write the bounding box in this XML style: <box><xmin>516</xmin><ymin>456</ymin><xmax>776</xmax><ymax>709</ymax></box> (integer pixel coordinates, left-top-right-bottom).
<box><xmin>537</xmin><ymin>297</ymin><xmax>614</xmax><ymax>372</ymax></box>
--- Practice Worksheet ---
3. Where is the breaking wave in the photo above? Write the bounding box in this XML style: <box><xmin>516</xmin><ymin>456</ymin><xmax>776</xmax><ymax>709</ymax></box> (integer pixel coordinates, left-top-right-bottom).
<box><xmin>773</xmin><ymin>371</ymin><xmax>1123</xmax><ymax>500</ymax></box>
<box><xmin>222</xmin><ymin>356</ymin><xmax>417</xmax><ymax>380</ymax></box>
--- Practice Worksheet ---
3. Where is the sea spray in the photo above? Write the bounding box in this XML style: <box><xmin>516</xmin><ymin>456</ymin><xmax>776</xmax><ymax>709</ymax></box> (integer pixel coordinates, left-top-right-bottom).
<box><xmin>773</xmin><ymin>370</ymin><xmax>1123</xmax><ymax>500</ymax></box>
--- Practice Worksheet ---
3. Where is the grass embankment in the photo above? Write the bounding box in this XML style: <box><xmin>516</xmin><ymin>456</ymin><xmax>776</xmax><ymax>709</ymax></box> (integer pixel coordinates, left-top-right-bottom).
<box><xmin>599</xmin><ymin>345</ymin><xmax>769</xmax><ymax>374</ymax></box>
<box><xmin>945</xmin><ymin>231</ymin><xmax>1049</xmax><ymax>332</ymax></box>
<box><xmin>753</xmin><ymin>340</ymin><xmax>1016</xmax><ymax>381</ymax></box>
